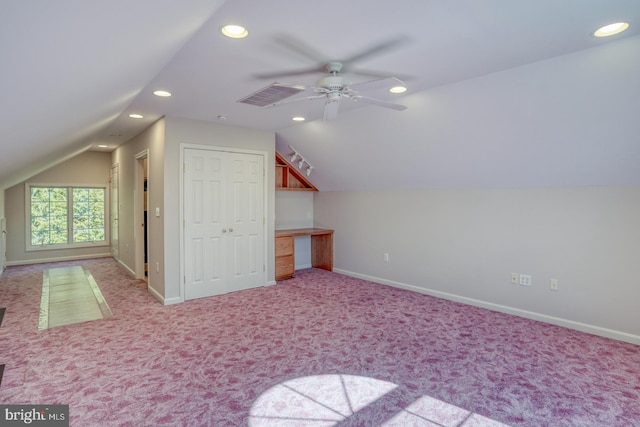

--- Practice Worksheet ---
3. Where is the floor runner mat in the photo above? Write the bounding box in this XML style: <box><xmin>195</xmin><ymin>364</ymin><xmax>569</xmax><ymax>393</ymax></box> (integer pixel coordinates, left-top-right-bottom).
<box><xmin>38</xmin><ymin>266</ymin><xmax>112</xmax><ymax>330</ymax></box>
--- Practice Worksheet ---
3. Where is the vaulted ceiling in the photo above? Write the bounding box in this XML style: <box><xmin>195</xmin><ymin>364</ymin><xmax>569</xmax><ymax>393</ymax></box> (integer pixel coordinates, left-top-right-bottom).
<box><xmin>2</xmin><ymin>1</ymin><xmax>640</xmax><ymax>190</ymax></box>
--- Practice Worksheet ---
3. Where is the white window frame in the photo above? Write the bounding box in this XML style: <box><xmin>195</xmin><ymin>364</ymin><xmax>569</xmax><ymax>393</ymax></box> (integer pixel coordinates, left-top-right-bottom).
<box><xmin>25</xmin><ymin>183</ymin><xmax>110</xmax><ymax>251</ymax></box>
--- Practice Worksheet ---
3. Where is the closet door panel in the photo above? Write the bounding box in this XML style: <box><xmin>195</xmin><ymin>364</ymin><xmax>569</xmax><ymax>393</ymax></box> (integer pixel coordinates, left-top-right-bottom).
<box><xmin>226</xmin><ymin>152</ymin><xmax>264</xmax><ymax>292</ymax></box>
<box><xmin>184</xmin><ymin>147</ymin><xmax>265</xmax><ymax>299</ymax></box>
<box><xmin>184</xmin><ymin>149</ymin><xmax>228</xmax><ymax>299</ymax></box>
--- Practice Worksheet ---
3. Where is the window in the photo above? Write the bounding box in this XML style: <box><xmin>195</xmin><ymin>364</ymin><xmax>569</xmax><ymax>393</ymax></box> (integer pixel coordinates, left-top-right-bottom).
<box><xmin>27</xmin><ymin>185</ymin><xmax>108</xmax><ymax>250</ymax></box>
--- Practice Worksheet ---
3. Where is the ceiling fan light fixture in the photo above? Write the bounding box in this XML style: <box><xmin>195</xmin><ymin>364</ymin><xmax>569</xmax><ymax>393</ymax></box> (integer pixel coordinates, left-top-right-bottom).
<box><xmin>593</xmin><ymin>22</ymin><xmax>629</xmax><ymax>37</ymax></box>
<box><xmin>221</xmin><ymin>24</ymin><xmax>248</xmax><ymax>39</ymax></box>
<box><xmin>389</xmin><ymin>86</ymin><xmax>407</xmax><ymax>94</ymax></box>
<box><xmin>153</xmin><ymin>90</ymin><xmax>172</xmax><ymax>97</ymax></box>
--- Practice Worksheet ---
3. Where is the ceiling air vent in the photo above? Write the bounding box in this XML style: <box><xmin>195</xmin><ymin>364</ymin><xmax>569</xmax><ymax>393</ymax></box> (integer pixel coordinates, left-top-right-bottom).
<box><xmin>238</xmin><ymin>82</ymin><xmax>305</xmax><ymax>107</ymax></box>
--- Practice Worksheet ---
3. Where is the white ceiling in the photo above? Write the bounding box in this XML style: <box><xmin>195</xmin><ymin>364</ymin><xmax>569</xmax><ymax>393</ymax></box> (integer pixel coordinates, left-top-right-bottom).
<box><xmin>2</xmin><ymin>0</ymin><xmax>640</xmax><ymax>190</ymax></box>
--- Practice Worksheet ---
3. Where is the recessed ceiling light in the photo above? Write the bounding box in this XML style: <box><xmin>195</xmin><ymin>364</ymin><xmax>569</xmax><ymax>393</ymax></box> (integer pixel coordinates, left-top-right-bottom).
<box><xmin>593</xmin><ymin>22</ymin><xmax>629</xmax><ymax>37</ymax></box>
<box><xmin>153</xmin><ymin>90</ymin><xmax>172</xmax><ymax>97</ymax></box>
<box><xmin>129</xmin><ymin>113</ymin><xmax>144</xmax><ymax>119</ymax></box>
<box><xmin>389</xmin><ymin>86</ymin><xmax>407</xmax><ymax>94</ymax></box>
<box><xmin>292</xmin><ymin>116</ymin><xmax>306</xmax><ymax>122</ymax></box>
<box><xmin>221</xmin><ymin>24</ymin><xmax>248</xmax><ymax>39</ymax></box>
<box><xmin>98</xmin><ymin>144</ymin><xmax>108</xmax><ymax>148</ymax></box>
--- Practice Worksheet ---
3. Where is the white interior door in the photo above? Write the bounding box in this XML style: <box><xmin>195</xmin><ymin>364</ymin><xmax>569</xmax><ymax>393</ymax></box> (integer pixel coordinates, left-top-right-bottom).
<box><xmin>184</xmin><ymin>149</ymin><xmax>226</xmax><ymax>299</ymax></box>
<box><xmin>184</xmin><ymin>148</ymin><xmax>264</xmax><ymax>300</ymax></box>
<box><xmin>227</xmin><ymin>154</ymin><xmax>264</xmax><ymax>292</ymax></box>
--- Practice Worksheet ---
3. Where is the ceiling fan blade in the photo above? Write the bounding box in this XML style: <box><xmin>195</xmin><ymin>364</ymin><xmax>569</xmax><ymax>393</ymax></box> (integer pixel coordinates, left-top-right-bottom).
<box><xmin>254</xmin><ymin>34</ymin><xmax>331</xmax><ymax>79</ymax></box>
<box><xmin>351</xmin><ymin>95</ymin><xmax>407</xmax><ymax>111</ymax></box>
<box><xmin>342</xmin><ymin>35</ymin><xmax>409</xmax><ymax>66</ymax></box>
<box><xmin>271</xmin><ymin>33</ymin><xmax>329</xmax><ymax>65</ymax></box>
<box><xmin>323</xmin><ymin>100</ymin><xmax>340</xmax><ymax>121</ymax></box>
<box><xmin>257</xmin><ymin>35</ymin><xmax>410</xmax><ymax>80</ymax></box>
<box><xmin>344</xmin><ymin>68</ymin><xmax>399</xmax><ymax>80</ymax></box>
<box><xmin>349</xmin><ymin>68</ymin><xmax>414</xmax><ymax>81</ymax></box>
<box><xmin>349</xmin><ymin>77</ymin><xmax>406</xmax><ymax>94</ymax></box>
<box><xmin>254</xmin><ymin>66</ymin><xmax>325</xmax><ymax>80</ymax></box>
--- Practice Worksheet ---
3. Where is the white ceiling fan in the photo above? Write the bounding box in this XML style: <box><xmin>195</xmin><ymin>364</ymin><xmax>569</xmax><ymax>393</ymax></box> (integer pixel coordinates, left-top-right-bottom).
<box><xmin>270</xmin><ymin>62</ymin><xmax>407</xmax><ymax>121</ymax></box>
<box><xmin>238</xmin><ymin>36</ymin><xmax>409</xmax><ymax>121</ymax></box>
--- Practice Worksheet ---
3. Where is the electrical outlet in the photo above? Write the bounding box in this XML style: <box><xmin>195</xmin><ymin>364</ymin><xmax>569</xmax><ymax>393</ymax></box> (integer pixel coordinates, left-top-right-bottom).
<box><xmin>550</xmin><ymin>278</ymin><xmax>559</xmax><ymax>291</ymax></box>
<box><xmin>383</xmin><ymin>253</ymin><xmax>389</xmax><ymax>262</ymax></box>
<box><xmin>519</xmin><ymin>274</ymin><xmax>532</xmax><ymax>286</ymax></box>
<box><xmin>511</xmin><ymin>273</ymin><xmax>519</xmax><ymax>284</ymax></box>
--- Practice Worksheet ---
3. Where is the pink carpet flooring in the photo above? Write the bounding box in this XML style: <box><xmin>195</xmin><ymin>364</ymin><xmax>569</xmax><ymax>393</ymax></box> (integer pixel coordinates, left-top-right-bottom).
<box><xmin>1</xmin><ymin>258</ymin><xmax>639</xmax><ymax>426</ymax></box>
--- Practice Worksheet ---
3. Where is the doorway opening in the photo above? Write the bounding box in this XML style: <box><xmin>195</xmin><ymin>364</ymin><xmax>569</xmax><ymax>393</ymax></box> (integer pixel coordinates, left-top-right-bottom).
<box><xmin>135</xmin><ymin>151</ymin><xmax>149</xmax><ymax>283</ymax></box>
<box><xmin>0</xmin><ymin>218</ymin><xmax>6</xmax><ymax>275</ymax></box>
<box><xmin>110</xmin><ymin>163</ymin><xmax>119</xmax><ymax>261</ymax></box>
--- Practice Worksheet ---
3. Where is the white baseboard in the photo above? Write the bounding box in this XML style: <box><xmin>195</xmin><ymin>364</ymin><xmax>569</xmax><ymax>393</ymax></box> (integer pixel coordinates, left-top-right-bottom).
<box><xmin>116</xmin><ymin>259</ymin><xmax>136</xmax><ymax>276</ymax></box>
<box><xmin>7</xmin><ymin>253</ymin><xmax>112</xmax><ymax>267</ymax></box>
<box><xmin>334</xmin><ymin>268</ymin><xmax>640</xmax><ymax>346</ymax></box>
<box><xmin>162</xmin><ymin>295</ymin><xmax>183</xmax><ymax>305</ymax></box>
<box><xmin>146</xmin><ymin>285</ymin><xmax>182</xmax><ymax>305</ymax></box>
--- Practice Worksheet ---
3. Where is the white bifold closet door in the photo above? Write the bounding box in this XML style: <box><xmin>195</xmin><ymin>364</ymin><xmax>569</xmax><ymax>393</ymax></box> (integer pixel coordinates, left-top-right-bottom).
<box><xmin>183</xmin><ymin>147</ymin><xmax>265</xmax><ymax>300</ymax></box>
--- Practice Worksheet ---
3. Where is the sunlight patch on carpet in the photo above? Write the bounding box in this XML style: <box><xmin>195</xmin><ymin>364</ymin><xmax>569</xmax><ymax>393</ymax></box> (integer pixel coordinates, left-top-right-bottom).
<box><xmin>250</xmin><ymin>375</ymin><xmax>510</xmax><ymax>427</ymax></box>
<box><xmin>38</xmin><ymin>266</ymin><xmax>112</xmax><ymax>330</ymax></box>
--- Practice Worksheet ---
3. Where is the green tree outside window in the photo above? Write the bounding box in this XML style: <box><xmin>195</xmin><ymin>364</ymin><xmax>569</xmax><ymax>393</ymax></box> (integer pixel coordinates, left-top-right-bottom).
<box><xmin>29</xmin><ymin>186</ymin><xmax>106</xmax><ymax>248</ymax></box>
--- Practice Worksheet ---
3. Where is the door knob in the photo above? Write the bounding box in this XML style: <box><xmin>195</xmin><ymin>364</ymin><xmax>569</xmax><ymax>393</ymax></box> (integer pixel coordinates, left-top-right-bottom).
<box><xmin>222</xmin><ymin>228</ymin><xmax>227</xmax><ymax>233</ymax></box>
<box><xmin>229</xmin><ymin>228</ymin><xmax>234</xmax><ymax>233</ymax></box>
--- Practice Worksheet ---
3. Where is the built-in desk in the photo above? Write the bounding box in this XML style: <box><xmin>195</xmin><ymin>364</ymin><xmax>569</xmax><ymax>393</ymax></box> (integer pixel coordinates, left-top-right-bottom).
<box><xmin>274</xmin><ymin>228</ymin><xmax>334</xmax><ymax>280</ymax></box>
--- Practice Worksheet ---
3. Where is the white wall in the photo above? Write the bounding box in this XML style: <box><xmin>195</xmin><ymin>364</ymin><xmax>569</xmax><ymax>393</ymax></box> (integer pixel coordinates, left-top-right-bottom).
<box><xmin>314</xmin><ymin>186</ymin><xmax>640</xmax><ymax>344</ymax></box>
<box><xmin>275</xmin><ymin>35</ymin><xmax>640</xmax><ymax>345</ymax></box>
<box><xmin>4</xmin><ymin>151</ymin><xmax>112</xmax><ymax>265</ymax></box>
<box><xmin>111</xmin><ymin>118</ymin><xmax>165</xmax><ymax>298</ymax></box>
<box><xmin>163</xmin><ymin>116</ymin><xmax>275</xmax><ymax>303</ymax></box>
<box><xmin>275</xmin><ymin>191</ymin><xmax>314</xmax><ymax>268</ymax></box>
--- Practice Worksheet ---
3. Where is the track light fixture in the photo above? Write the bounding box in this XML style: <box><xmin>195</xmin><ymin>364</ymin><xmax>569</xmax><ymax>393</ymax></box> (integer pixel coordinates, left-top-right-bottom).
<box><xmin>288</xmin><ymin>145</ymin><xmax>314</xmax><ymax>177</ymax></box>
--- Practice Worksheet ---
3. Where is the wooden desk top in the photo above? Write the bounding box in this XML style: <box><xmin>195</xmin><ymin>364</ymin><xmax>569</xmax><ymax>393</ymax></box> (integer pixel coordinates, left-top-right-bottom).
<box><xmin>275</xmin><ymin>228</ymin><xmax>334</xmax><ymax>237</ymax></box>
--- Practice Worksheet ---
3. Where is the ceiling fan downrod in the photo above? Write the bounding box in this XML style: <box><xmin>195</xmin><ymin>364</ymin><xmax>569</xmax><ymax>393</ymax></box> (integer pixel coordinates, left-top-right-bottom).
<box><xmin>326</xmin><ymin>62</ymin><xmax>343</xmax><ymax>75</ymax></box>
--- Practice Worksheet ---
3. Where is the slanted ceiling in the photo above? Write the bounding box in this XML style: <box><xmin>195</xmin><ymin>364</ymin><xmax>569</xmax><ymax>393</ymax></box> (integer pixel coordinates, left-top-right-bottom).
<box><xmin>2</xmin><ymin>1</ymin><xmax>640</xmax><ymax>190</ymax></box>
<box><xmin>0</xmin><ymin>0</ymin><xmax>227</xmax><ymax>188</ymax></box>
<box><xmin>277</xmin><ymin>36</ymin><xmax>640</xmax><ymax>191</ymax></box>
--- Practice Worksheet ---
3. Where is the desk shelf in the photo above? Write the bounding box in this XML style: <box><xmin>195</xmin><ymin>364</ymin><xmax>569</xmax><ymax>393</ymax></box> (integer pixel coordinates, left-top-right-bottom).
<box><xmin>275</xmin><ymin>153</ymin><xmax>318</xmax><ymax>191</ymax></box>
<box><xmin>275</xmin><ymin>228</ymin><xmax>334</xmax><ymax>280</ymax></box>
